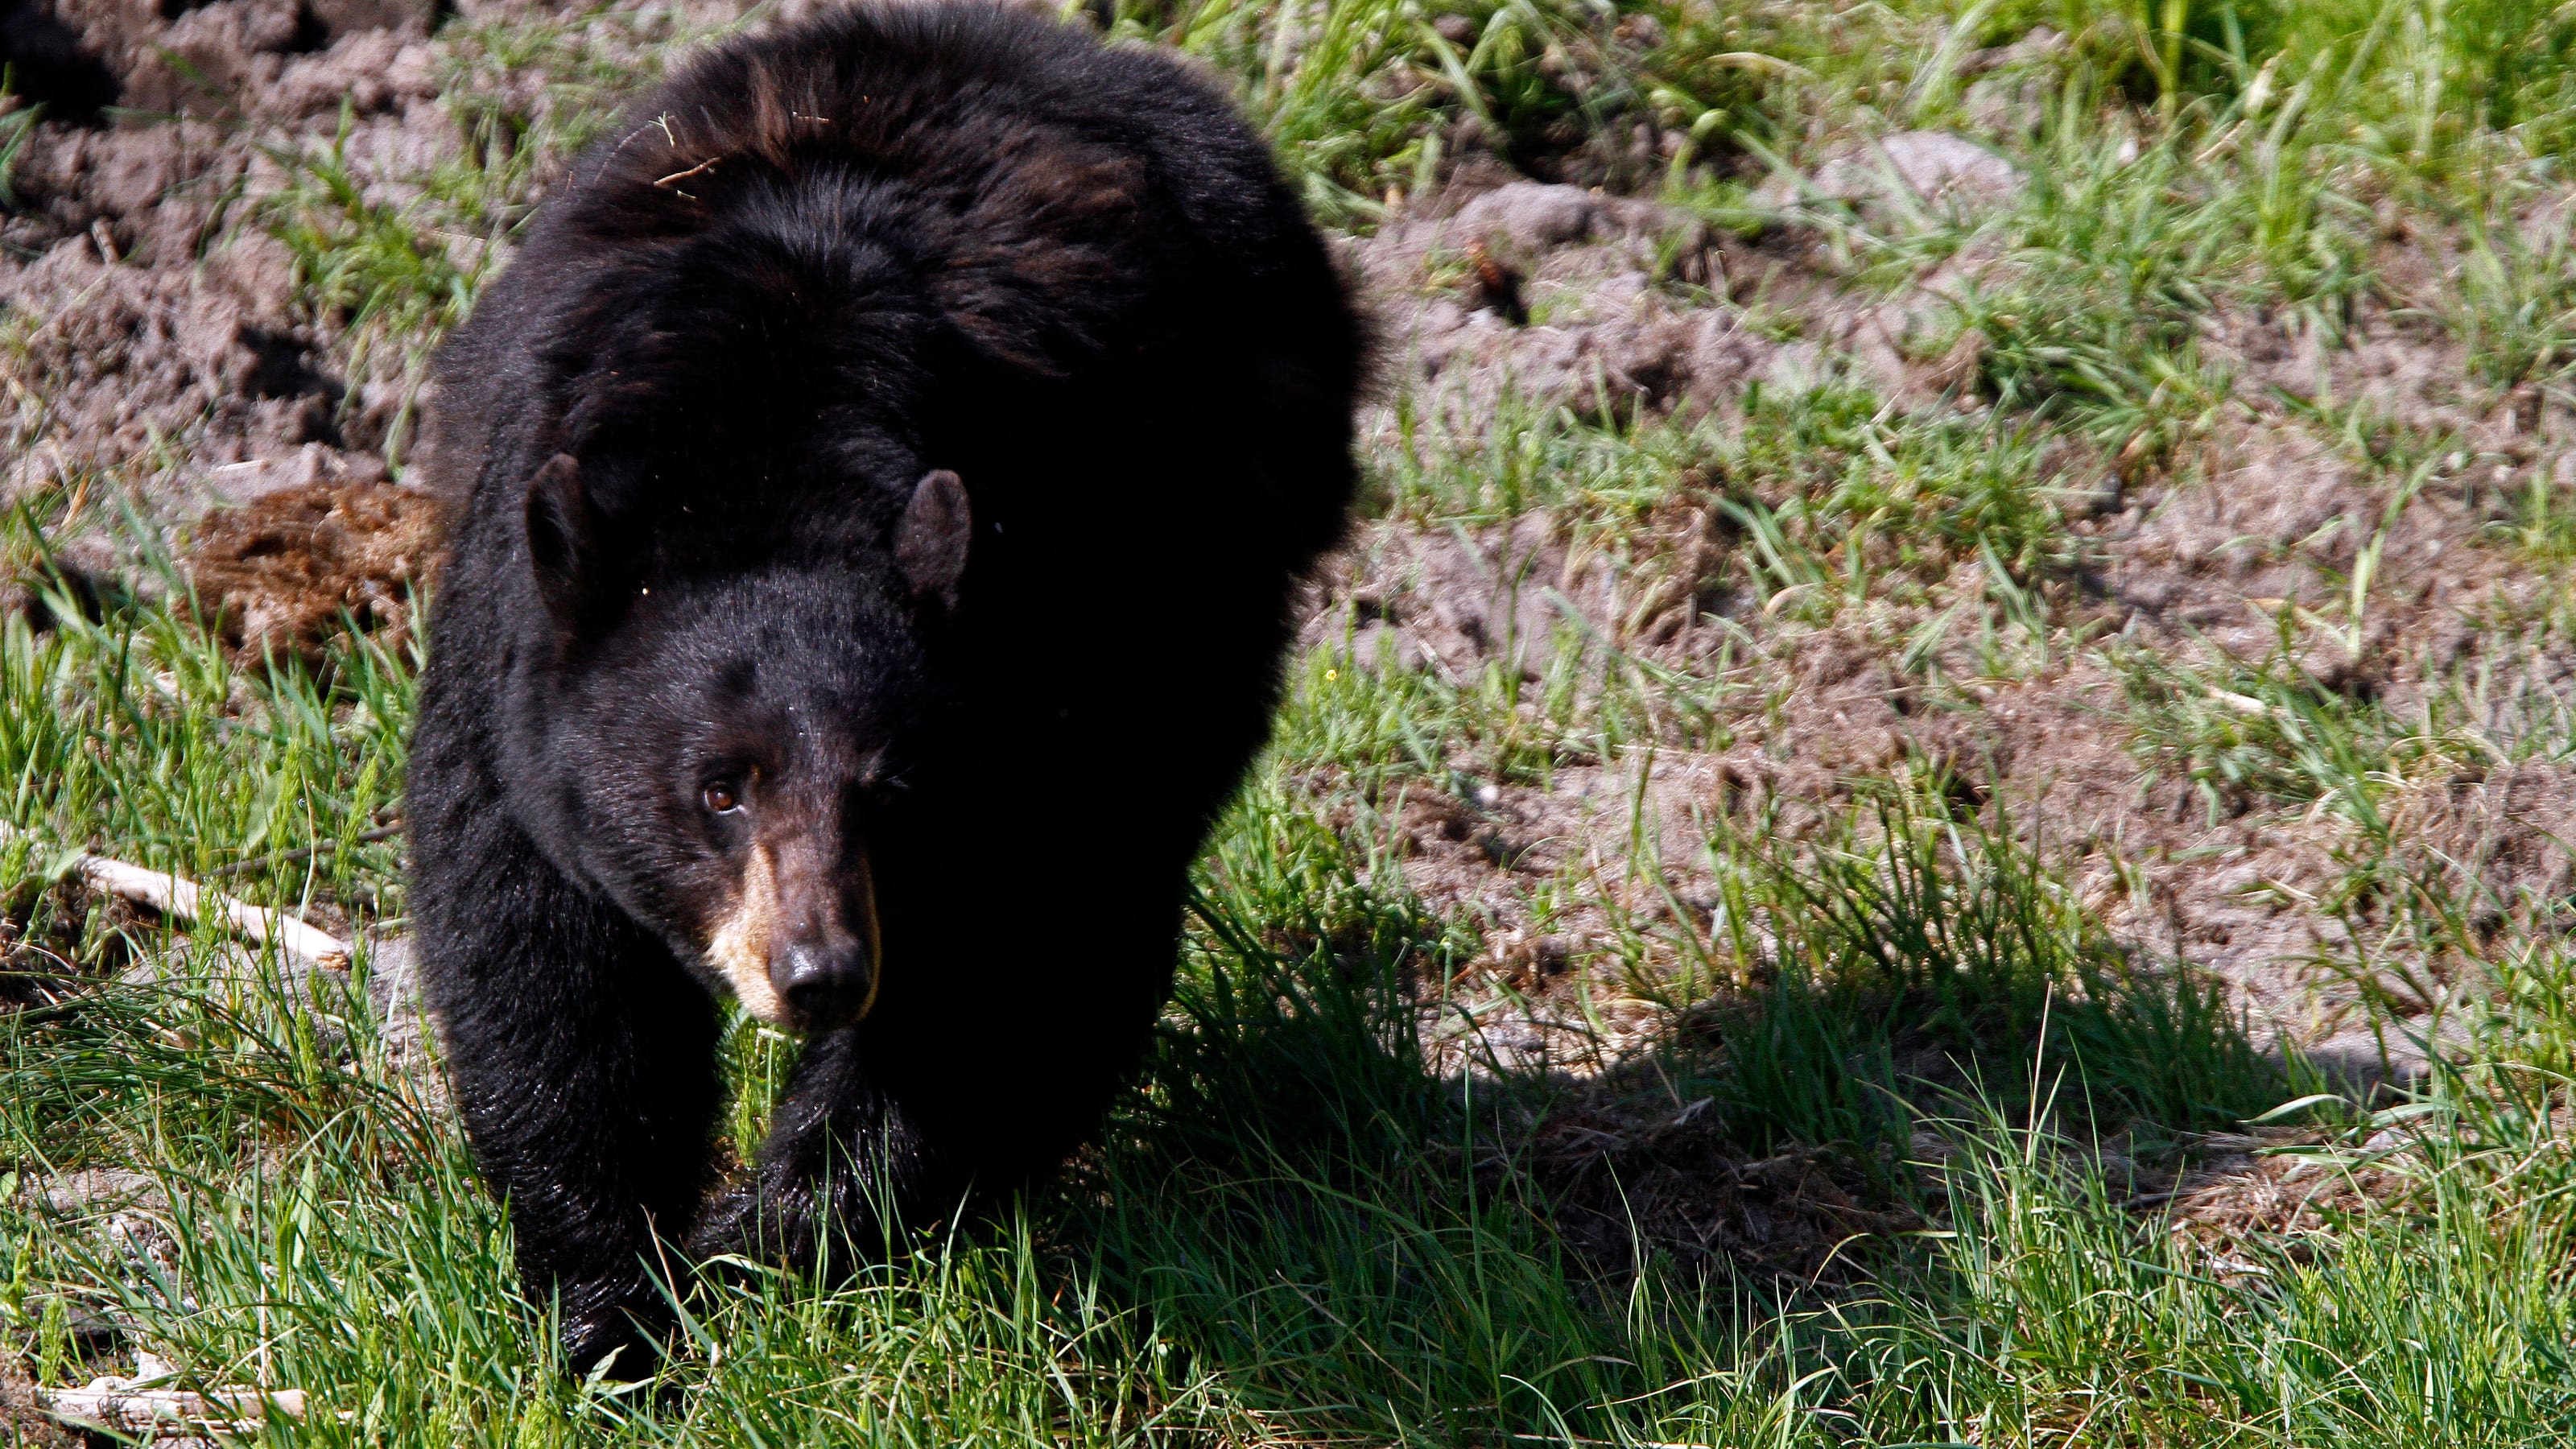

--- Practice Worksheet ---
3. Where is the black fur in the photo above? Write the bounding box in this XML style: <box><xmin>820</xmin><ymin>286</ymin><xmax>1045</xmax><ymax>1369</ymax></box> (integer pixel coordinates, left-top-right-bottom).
<box><xmin>407</xmin><ymin>1</ymin><xmax>1361</xmax><ymax>1373</ymax></box>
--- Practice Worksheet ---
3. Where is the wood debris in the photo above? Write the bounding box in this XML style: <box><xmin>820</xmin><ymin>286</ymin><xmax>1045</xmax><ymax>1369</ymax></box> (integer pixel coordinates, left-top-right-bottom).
<box><xmin>0</xmin><ymin>822</ymin><xmax>351</xmax><ymax>972</ymax></box>
<box><xmin>38</xmin><ymin>1354</ymin><xmax>336</xmax><ymax>1439</ymax></box>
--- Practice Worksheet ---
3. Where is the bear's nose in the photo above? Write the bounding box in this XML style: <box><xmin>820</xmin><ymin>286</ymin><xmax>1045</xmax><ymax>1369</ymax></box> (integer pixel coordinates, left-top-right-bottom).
<box><xmin>771</xmin><ymin>939</ymin><xmax>874</xmax><ymax>1030</ymax></box>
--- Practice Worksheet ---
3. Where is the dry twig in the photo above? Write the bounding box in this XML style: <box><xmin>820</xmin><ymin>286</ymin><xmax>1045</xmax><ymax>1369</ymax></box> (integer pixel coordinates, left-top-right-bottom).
<box><xmin>0</xmin><ymin>821</ymin><xmax>351</xmax><ymax>972</ymax></box>
<box><xmin>201</xmin><ymin>820</ymin><xmax>402</xmax><ymax>880</ymax></box>
<box><xmin>40</xmin><ymin>1376</ymin><xmax>326</xmax><ymax>1439</ymax></box>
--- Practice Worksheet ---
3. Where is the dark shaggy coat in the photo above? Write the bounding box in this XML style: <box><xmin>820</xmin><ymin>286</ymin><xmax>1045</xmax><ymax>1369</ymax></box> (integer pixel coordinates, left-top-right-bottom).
<box><xmin>407</xmin><ymin>0</ymin><xmax>1361</xmax><ymax>1372</ymax></box>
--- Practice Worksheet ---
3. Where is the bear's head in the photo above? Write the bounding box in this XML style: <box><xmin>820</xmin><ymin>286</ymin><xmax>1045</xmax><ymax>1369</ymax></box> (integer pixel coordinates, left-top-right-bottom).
<box><xmin>506</xmin><ymin>456</ymin><xmax>975</xmax><ymax>1035</ymax></box>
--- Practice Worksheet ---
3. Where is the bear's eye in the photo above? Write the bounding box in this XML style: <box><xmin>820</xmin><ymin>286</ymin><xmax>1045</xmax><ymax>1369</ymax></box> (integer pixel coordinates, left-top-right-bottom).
<box><xmin>702</xmin><ymin>781</ymin><xmax>741</xmax><ymax>815</ymax></box>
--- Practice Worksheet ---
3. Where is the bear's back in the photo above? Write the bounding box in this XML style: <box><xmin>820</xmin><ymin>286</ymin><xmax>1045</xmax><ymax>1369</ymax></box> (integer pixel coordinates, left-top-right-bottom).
<box><xmin>424</xmin><ymin>2</ymin><xmax>1355</xmax><ymax>543</ymax></box>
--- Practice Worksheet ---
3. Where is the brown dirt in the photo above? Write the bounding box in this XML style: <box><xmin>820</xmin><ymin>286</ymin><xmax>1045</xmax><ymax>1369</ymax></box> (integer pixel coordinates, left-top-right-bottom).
<box><xmin>185</xmin><ymin>478</ymin><xmax>443</xmax><ymax>658</ymax></box>
<box><xmin>1</xmin><ymin>0</ymin><xmax>749</xmax><ymax>646</ymax></box>
<box><xmin>0</xmin><ymin>1360</ymin><xmax>82</xmax><ymax>1449</ymax></box>
<box><xmin>2</xmin><ymin>0</ymin><xmax>450</xmax><ymax>510</ymax></box>
<box><xmin>2</xmin><ymin>0</ymin><xmax>741</xmax><ymax>546</ymax></box>
<box><xmin>1314</xmin><ymin>158</ymin><xmax>2576</xmax><ymax>1088</ymax></box>
<box><xmin>1351</xmin><ymin>178</ymin><xmax>1769</xmax><ymax>429</ymax></box>
<box><xmin>1502</xmin><ymin>1088</ymin><xmax>1922</xmax><ymax>1289</ymax></box>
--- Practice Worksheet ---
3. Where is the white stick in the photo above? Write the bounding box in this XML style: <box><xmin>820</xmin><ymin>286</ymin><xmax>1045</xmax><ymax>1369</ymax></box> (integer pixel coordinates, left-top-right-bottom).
<box><xmin>40</xmin><ymin>1383</ymin><xmax>311</xmax><ymax>1437</ymax></box>
<box><xmin>0</xmin><ymin>822</ymin><xmax>351</xmax><ymax>972</ymax></box>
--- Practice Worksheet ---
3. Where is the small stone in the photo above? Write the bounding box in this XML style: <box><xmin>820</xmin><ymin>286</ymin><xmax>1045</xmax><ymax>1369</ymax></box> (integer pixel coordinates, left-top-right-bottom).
<box><xmin>38</xmin><ymin>1168</ymin><xmax>160</xmax><ymax>1216</ymax></box>
<box><xmin>1451</xmin><ymin>182</ymin><xmax>1598</xmax><ymax>251</ymax></box>
<box><xmin>1782</xmin><ymin>131</ymin><xmax>2025</xmax><ymax>215</ymax></box>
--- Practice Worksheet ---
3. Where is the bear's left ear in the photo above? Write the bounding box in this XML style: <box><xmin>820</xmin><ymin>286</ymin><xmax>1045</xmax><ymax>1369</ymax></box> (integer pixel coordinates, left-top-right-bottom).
<box><xmin>895</xmin><ymin>468</ymin><xmax>971</xmax><ymax>611</ymax></box>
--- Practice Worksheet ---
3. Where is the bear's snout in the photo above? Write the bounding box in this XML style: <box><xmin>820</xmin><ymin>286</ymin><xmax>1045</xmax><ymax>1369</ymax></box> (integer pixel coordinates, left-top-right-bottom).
<box><xmin>705</xmin><ymin>833</ymin><xmax>881</xmax><ymax>1032</ymax></box>
<box><xmin>774</xmin><ymin>833</ymin><xmax>881</xmax><ymax>1032</ymax></box>
<box><xmin>772</xmin><ymin>934</ymin><xmax>873</xmax><ymax>1032</ymax></box>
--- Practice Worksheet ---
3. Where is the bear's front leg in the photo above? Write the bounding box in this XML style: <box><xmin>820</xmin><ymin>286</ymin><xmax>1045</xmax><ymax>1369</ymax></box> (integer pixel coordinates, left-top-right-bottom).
<box><xmin>685</xmin><ymin>1028</ymin><xmax>949</xmax><ymax>1270</ymax></box>
<box><xmin>688</xmin><ymin>1011</ymin><xmax>1154</xmax><ymax>1274</ymax></box>
<box><xmin>415</xmin><ymin>807</ymin><xmax>723</xmax><ymax>1374</ymax></box>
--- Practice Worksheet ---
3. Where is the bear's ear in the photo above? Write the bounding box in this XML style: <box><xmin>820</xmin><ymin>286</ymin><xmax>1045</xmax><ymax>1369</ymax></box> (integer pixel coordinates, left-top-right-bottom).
<box><xmin>895</xmin><ymin>468</ymin><xmax>971</xmax><ymax>610</ymax></box>
<box><xmin>524</xmin><ymin>452</ymin><xmax>601</xmax><ymax>634</ymax></box>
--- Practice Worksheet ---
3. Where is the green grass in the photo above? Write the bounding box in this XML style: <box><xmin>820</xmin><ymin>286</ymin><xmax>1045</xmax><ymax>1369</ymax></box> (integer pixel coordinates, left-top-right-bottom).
<box><xmin>14</xmin><ymin>0</ymin><xmax>2576</xmax><ymax>1440</ymax></box>
<box><xmin>8</xmin><ymin>574</ymin><xmax>2574</xmax><ymax>1444</ymax></box>
<box><xmin>0</xmin><ymin>101</ymin><xmax>35</xmax><ymax>211</ymax></box>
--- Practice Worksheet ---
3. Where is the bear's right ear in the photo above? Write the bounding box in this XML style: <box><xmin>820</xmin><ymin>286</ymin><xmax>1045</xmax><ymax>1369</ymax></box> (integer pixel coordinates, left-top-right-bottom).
<box><xmin>524</xmin><ymin>452</ymin><xmax>600</xmax><ymax>634</ymax></box>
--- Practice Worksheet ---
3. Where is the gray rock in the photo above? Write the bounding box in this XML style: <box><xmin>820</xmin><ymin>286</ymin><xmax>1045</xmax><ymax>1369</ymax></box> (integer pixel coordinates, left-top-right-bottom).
<box><xmin>364</xmin><ymin>934</ymin><xmax>427</xmax><ymax>1048</ymax></box>
<box><xmin>1451</xmin><ymin>182</ymin><xmax>1600</xmax><ymax>250</ymax></box>
<box><xmin>35</xmin><ymin>1168</ymin><xmax>160</xmax><ymax>1216</ymax></box>
<box><xmin>1765</xmin><ymin>131</ymin><xmax>2025</xmax><ymax>217</ymax></box>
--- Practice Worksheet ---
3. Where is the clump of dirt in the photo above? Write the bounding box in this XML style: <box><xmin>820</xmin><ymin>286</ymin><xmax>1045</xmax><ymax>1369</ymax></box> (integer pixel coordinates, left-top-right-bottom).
<box><xmin>16</xmin><ymin>0</ymin><xmax>444</xmax><ymax>127</ymax></box>
<box><xmin>1353</xmin><ymin>180</ymin><xmax>1774</xmax><ymax>431</ymax></box>
<box><xmin>1509</xmin><ymin>1093</ymin><xmax>1921</xmax><ymax>1289</ymax></box>
<box><xmin>0</xmin><ymin>1360</ymin><xmax>82</xmax><ymax>1449</ymax></box>
<box><xmin>4</xmin><ymin>240</ymin><xmax>349</xmax><ymax>493</ymax></box>
<box><xmin>0</xmin><ymin>873</ymin><xmax>143</xmax><ymax>1009</ymax></box>
<box><xmin>185</xmin><ymin>480</ymin><xmax>443</xmax><ymax>658</ymax></box>
<box><xmin>1</xmin><ymin>0</ymin><xmax>453</xmax><ymax>487</ymax></box>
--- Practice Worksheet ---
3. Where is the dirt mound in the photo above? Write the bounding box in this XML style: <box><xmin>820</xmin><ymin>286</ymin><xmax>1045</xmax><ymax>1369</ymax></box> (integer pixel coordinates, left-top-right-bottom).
<box><xmin>4</xmin><ymin>239</ymin><xmax>346</xmax><ymax>489</ymax></box>
<box><xmin>2</xmin><ymin>0</ymin><xmax>450</xmax><ymax>529</ymax></box>
<box><xmin>1516</xmin><ymin>1095</ymin><xmax>1920</xmax><ymax>1289</ymax></box>
<box><xmin>1</xmin><ymin>872</ymin><xmax>144</xmax><ymax>1010</ymax></box>
<box><xmin>19</xmin><ymin>0</ymin><xmax>441</xmax><ymax>119</ymax></box>
<box><xmin>185</xmin><ymin>479</ymin><xmax>441</xmax><ymax>658</ymax></box>
<box><xmin>0</xmin><ymin>1361</ymin><xmax>80</xmax><ymax>1449</ymax></box>
<box><xmin>3</xmin><ymin>0</ymin><xmax>444</xmax><ymax>264</ymax></box>
<box><xmin>1355</xmin><ymin>180</ymin><xmax>1774</xmax><ymax>429</ymax></box>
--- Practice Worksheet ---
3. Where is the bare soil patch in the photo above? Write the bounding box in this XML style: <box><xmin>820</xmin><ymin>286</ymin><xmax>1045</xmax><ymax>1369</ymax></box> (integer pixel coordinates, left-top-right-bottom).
<box><xmin>186</xmin><ymin>478</ymin><xmax>442</xmax><ymax>658</ymax></box>
<box><xmin>3</xmin><ymin>0</ymin><xmax>451</xmax><ymax>515</ymax></box>
<box><xmin>1508</xmin><ymin>1090</ymin><xmax>1922</xmax><ymax>1289</ymax></box>
<box><xmin>1</xmin><ymin>873</ymin><xmax>144</xmax><ymax>1010</ymax></box>
<box><xmin>0</xmin><ymin>1360</ymin><xmax>80</xmax><ymax>1449</ymax></box>
<box><xmin>1316</xmin><ymin>162</ymin><xmax>2575</xmax><ymax>1084</ymax></box>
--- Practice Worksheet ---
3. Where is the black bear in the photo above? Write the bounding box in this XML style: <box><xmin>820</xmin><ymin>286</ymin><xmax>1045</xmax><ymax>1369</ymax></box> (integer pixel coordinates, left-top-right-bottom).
<box><xmin>407</xmin><ymin>0</ymin><xmax>1361</xmax><ymax>1373</ymax></box>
